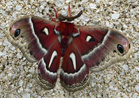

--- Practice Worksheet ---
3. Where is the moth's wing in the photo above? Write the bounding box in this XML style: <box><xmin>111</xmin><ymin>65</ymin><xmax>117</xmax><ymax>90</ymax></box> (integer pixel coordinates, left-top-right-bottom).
<box><xmin>60</xmin><ymin>25</ymin><xmax>132</xmax><ymax>91</ymax></box>
<box><xmin>7</xmin><ymin>16</ymin><xmax>58</xmax><ymax>62</ymax></box>
<box><xmin>38</xmin><ymin>40</ymin><xmax>61</xmax><ymax>89</ymax></box>
<box><xmin>7</xmin><ymin>16</ymin><xmax>60</xmax><ymax>89</ymax></box>
<box><xmin>75</xmin><ymin>25</ymin><xmax>132</xmax><ymax>71</ymax></box>
<box><xmin>60</xmin><ymin>43</ymin><xmax>90</xmax><ymax>91</ymax></box>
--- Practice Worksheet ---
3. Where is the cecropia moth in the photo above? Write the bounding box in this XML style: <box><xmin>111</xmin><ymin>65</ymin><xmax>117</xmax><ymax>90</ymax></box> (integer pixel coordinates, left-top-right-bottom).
<box><xmin>7</xmin><ymin>4</ymin><xmax>132</xmax><ymax>91</ymax></box>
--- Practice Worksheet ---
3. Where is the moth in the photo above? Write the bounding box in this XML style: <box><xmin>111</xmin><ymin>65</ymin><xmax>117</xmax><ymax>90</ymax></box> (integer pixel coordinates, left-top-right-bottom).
<box><xmin>7</xmin><ymin>4</ymin><xmax>132</xmax><ymax>91</ymax></box>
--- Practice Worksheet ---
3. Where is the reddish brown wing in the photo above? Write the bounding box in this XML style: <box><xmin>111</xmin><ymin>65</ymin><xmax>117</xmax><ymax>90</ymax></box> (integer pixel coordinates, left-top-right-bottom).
<box><xmin>31</xmin><ymin>17</ymin><xmax>62</xmax><ymax>89</ymax></box>
<box><xmin>60</xmin><ymin>25</ymin><xmax>132</xmax><ymax>91</ymax></box>
<box><xmin>38</xmin><ymin>39</ymin><xmax>61</xmax><ymax>89</ymax></box>
<box><xmin>60</xmin><ymin>42</ymin><xmax>90</xmax><ymax>91</ymax></box>
<box><xmin>7</xmin><ymin>16</ymin><xmax>61</xmax><ymax>89</ymax></box>
<box><xmin>60</xmin><ymin>26</ymin><xmax>108</xmax><ymax>91</ymax></box>
<box><xmin>76</xmin><ymin>26</ymin><xmax>132</xmax><ymax>71</ymax></box>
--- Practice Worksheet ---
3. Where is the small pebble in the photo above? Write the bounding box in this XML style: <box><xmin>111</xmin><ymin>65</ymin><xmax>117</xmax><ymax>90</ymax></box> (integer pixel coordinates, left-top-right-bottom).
<box><xmin>0</xmin><ymin>52</ymin><xmax>5</xmax><ymax>56</ymax></box>
<box><xmin>122</xmin><ymin>65</ymin><xmax>129</xmax><ymax>71</ymax></box>
<box><xmin>134</xmin><ymin>53</ymin><xmax>139</xmax><ymax>59</ymax></box>
<box><xmin>111</xmin><ymin>13</ymin><xmax>120</xmax><ymax>19</ymax></box>
<box><xmin>19</xmin><ymin>80</ymin><xmax>23</xmax><ymax>86</ymax></box>
<box><xmin>90</xmin><ymin>3</ymin><xmax>97</xmax><ymax>9</ymax></box>
<box><xmin>135</xmin><ymin>85</ymin><xmax>139</xmax><ymax>93</ymax></box>
<box><xmin>135</xmin><ymin>67</ymin><xmax>139</xmax><ymax>71</ymax></box>
<box><xmin>22</xmin><ymin>93</ymin><xmax>30</xmax><ymax>98</ymax></box>
<box><xmin>16</xmin><ymin>5</ymin><xmax>22</xmax><ymax>11</ymax></box>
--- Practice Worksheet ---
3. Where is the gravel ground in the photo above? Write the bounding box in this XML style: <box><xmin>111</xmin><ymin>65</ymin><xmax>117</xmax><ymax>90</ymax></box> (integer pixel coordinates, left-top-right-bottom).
<box><xmin>0</xmin><ymin>0</ymin><xmax>139</xmax><ymax>98</ymax></box>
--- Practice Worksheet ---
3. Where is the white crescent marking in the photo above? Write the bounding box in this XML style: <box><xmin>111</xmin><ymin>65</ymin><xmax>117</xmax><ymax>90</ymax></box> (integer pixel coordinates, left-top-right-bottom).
<box><xmin>86</xmin><ymin>35</ymin><xmax>92</xmax><ymax>42</ymax></box>
<box><xmin>43</xmin><ymin>28</ymin><xmax>49</xmax><ymax>35</ymax></box>
<box><xmin>41</xmin><ymin>58</ymin><xmax>57</xmax><ymax>76</ymax></box>
<box><xmin>70</xmin><ymin>53</ymin><xmax>76</xmax><ymax>70</ymax></box>
<box><xmin>48</xmin><ymin>51</ymin><xmax>57</xmax><ymax>68</ymax></box>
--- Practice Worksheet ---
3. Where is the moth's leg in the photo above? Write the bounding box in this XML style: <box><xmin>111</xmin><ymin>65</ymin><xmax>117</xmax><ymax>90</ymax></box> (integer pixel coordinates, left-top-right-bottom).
<box><xmin>47</xmin><ymin>13</ymin><xmax>57</xmax><ymax>22</ymax></box>
<box><xmin>52</xmin><ymin>6</ymin><xmax>59</xmax><ymax>19</ymax></box>
<box><xmin>47</xmin><ymin>6</ymin><xmax>59</xmax><ymax>22</ymax></box>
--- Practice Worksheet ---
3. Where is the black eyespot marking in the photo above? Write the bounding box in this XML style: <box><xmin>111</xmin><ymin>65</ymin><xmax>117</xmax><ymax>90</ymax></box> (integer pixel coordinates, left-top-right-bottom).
<box><xmin>117</xmin><ymin>44</ymin><xmax>124</xmax><ymax>53</ymax></box>
<box><xmin>14</xmin><ymin>29</ymin><xmax>20</xmax><ymax>37</ymax></box>
<box><xmin>129</xmin><ymin>44</ymin><xmax>130</xmax><ymax>49</ymax></box>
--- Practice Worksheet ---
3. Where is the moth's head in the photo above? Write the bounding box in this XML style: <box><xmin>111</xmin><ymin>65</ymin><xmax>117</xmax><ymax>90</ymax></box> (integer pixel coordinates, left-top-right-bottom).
<box><xmin>58</xmin><ymin>10</ymin><xmax>82</xmax><ymax>22</ymax></box>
